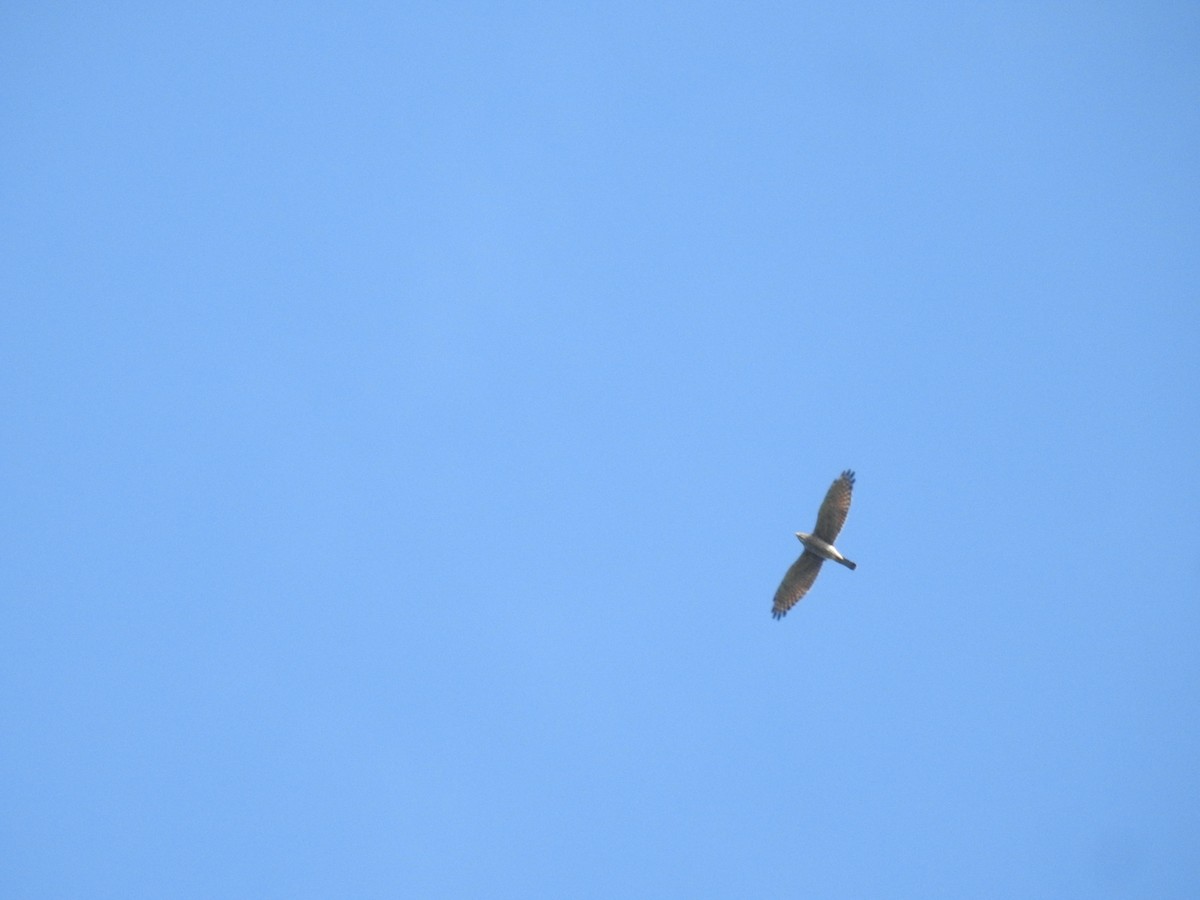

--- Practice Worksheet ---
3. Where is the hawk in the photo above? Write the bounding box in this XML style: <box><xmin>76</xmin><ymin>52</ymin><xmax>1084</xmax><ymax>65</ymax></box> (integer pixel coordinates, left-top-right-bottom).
<box><xmin>772</xmin><ymin>470</ymin><xmax>857</xmax><ymax>619</ymax></box>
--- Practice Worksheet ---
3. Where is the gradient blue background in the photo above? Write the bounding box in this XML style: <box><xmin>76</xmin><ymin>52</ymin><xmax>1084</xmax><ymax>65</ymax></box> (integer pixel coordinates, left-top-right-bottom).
<box><xmin>4</xmin><ymin>3</ymin><xmax>1198</xmax><ymax>897</ymax></box>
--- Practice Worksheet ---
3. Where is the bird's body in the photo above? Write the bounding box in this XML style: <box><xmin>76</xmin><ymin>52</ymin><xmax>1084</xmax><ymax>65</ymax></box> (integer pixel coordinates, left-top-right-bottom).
<box><xmin>793</xmin><ymin>532</ymin><xmax>855</xmax><ymax>567</ymax></box>
<box><xmin>772</xmin><ymin>470</ymin><xmax>857</xmax><ymax>620</ymax></box>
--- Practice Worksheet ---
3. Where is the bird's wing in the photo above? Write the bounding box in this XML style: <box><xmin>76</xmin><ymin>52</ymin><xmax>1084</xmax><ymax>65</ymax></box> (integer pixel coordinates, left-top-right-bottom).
<box><xmin>772</xmin><ymin>551</ymin><xmax>824</xmax><ymax>619</ymax></box>
<box><xmin>813</xmin><ymin>469</ymin><xmax>855</xmax><ymax>543</ymax></box>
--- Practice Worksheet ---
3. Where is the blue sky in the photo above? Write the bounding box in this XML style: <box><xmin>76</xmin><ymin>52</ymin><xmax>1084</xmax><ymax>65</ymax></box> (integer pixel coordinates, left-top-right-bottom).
<box><xmin>3</xmin><ymin>3</ymin><xmax>1198</xmax><ymax>897</ymax></box>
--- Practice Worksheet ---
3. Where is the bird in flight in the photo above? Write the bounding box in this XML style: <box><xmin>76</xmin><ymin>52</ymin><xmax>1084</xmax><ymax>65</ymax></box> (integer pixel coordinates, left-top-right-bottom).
<box><xmin>772</xmin><ymin>470</ymin><xmax>857</xmax><ymax>619</ymax></box>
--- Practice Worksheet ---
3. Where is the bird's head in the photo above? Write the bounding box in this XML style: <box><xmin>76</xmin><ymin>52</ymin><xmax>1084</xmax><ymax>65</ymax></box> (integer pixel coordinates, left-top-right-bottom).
<box><xmin>794</xmin><ymin>531</ymin><xmax>811</xmax><ymax>543</ymax></box>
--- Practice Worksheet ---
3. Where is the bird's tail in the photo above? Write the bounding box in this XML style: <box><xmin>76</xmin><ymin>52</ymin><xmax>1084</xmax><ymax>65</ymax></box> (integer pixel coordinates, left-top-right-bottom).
<box><xmin>839</xmin><ymin>557</ymin><xmax>857</xmax><ymax>570</ymax></box>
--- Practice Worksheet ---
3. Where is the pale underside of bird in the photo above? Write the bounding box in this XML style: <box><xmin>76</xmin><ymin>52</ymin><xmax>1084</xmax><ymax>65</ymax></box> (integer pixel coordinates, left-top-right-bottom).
<box><xmin>772</xmin><ymin>470</ymin><xmax>857</xmax><ymax>620</ymax></box>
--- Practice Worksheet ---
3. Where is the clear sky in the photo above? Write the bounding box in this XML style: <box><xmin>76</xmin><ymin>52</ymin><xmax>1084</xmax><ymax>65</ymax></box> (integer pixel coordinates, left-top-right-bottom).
<box><xmin>3</xmin><ymin>3</ymin><xmax>1198</xmax><ymax>897</ymax></box>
